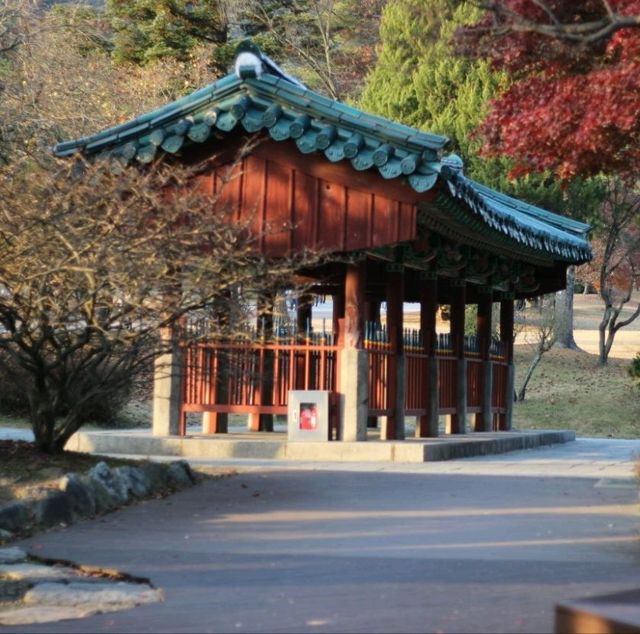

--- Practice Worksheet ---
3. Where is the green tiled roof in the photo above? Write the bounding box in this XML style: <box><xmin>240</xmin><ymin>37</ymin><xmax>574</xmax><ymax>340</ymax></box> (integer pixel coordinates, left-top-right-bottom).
<box><xmin>54</xmin><ymin>43</ymin><xmax>591</xmax><ymax>264</ymax></box>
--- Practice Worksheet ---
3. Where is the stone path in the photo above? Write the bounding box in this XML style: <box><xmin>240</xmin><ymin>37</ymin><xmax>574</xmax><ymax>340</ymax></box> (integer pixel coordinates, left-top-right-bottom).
<box><xmin>0</xmin><ymin>548</ymin><xmax>162</xmax><ymax>626</ymax></box>
<box><xmin>1</xmin><ymin>438</ymin><xmax>638</xmax><ymax>633</ymax></box>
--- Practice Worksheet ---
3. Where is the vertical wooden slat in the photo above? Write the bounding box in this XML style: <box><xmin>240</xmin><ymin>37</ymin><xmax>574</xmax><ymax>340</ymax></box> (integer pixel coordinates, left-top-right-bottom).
<box><xmin>450</xmin><ymin>282</ymin><xmax>467</xmax><ymax>434</ymax></box>
<box><xmin>385</xmin><ymin>268</ymin><xmax>404</xmax><ymax>439</ymax></box>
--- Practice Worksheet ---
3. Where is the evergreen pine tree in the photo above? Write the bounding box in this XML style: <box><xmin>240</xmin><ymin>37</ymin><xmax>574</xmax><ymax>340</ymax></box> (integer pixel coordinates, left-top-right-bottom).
<box><xmin>360</xmin><ymin>0</ymin><xmax>606</xmax><ymax>349</ymax></box>
<box><xmin>107</xmin><ymin>0</ymin><xmax>227</xmax><ymax>65</ymax></box>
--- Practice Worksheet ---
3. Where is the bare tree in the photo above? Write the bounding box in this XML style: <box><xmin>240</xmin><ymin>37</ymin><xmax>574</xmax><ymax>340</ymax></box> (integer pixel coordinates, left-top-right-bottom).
<box><xmin>0</xmin><ymin>157</ymin><xmax>309</xmax><ymax>453</ymax></box>
<box><xmin>591</xmin><ymin>179</ymin><xmax>640</xmax><ymax>365</ymax></box>
<box><xmin>516</xmin><ymin>294</ymin><xmax>557</xmax><ymax>401</ymax></box>
<box><xmin>0</xmin><ymin>4</ymin><xmax>215</xmax><ymax>165</ymax></box>
<box><xmin>235</xmin><ymin>0</ymin><xmax>383</xmax><ymax>100</ymax></box>
<box><xmin>467</xmin><ymin>0</ymin><xmax>640</xmax><ymax>45</ymax></box>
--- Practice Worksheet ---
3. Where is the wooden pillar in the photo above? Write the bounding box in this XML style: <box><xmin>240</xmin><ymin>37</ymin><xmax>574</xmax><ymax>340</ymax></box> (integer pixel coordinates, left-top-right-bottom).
<box><xmin>383</xmin><ymin>266</ymin><xmax>405</xmax><ymax>440</ymax></box>
<box><xmin>344</xmin><ymin>263</ymin><xmax>365</xmax><ymax>348</ymax></box>
<box><xmin>338</xmin><ymin>261</ymin><xmax>368</xmax><ymax>441</ymax></box>
<box><xmin>475</xmin><ymin>287</ymin><xmax>493</xmax><ymax>432</ymax></box>
<box><xmin>450</xmin><ymin>280</ymin><xmax>467</xmax><ymax>434</ymax></box>
<box><xmin>250</xmin><ymin>293</ymin><xmax>275</xmax><ymax>432</ymax></box>
<box><xmin>499</xmin><ymin>294</ymin><xmax>515</xmax><ymax>430</ymax></box>
<box><xmin>418</xmin><ymin>275</ymin><xmax>439</xmax><ymax>437</ymax></box>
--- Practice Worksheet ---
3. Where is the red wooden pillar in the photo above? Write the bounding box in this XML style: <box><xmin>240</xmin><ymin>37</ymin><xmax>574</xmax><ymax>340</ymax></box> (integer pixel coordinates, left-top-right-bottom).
<box><xmin>475</xmin><ymin>287</ymin><xmax>493</xmax><ymax>432</ymax></box>
<box><xmin>450</xmin><ymin>280</ymin><xmax>467</xmax><ymax>434</ymax></box>
<box><xmin>499</xmin><ymin>294</ymin><xmax>515</xmax><ymax>430</ymax></box>
<box><xmin>418</xmin><ymin>274</ymin><xmax>439</xmax><ymax>437</ymax></box>
<box><xmin>344</xmin><ymin>263</ymin><xmax>365</xmax><ymax>348</ymax></box>
<box><xmin>250</xmin><ymin>293</ymin><xmax>275</xmax><ymax>432</ymax></box>
<box><xmin>384</xmin><ymin>265</ymin><xmax>405</xmax><ymax>440</ymax></box>
<box><xmin>339</xmin><ymin>260</ymin><xmax>368</xmax><ymax>441</ymax></box>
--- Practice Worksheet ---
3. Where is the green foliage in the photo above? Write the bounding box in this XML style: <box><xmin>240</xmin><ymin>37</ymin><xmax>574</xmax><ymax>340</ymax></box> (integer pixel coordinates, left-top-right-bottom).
<box><xmin>359</xmin><ymin>0</ymin><xmax>606</xmax><ymax>220</ymax></box>
<box><xmin>629</xmin><ymin>353</ymin><xmax>640</xmax><ymax>387</ymax></box>
<box><xmin>360</xmin><ymin>0</ymin><xmax>505</xmax><ymax>159</ymax></box>
<box><xmin>107</xmin><ymin>0</ymin><xmax>227</xmax><ymax>65</ymax></box>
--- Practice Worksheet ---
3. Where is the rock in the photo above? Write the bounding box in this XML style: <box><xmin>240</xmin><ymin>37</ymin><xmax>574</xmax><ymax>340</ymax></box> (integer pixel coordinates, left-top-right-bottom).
<box><xmin>0</xmin><ymin>546</ymin><xmax>27</xmax><ymax>563</ymax></box>
<box><xmin>168</xmin><ymin>461</ymin><xmax>195</xmax><ymax>488</ymax></box>
<box><xmin>24</xmin><ymin>580</ymin><xmax>163</xmax><ymax>610</ymax></box>
<box><xmin>0</xmin><ymin>502</ymin><xmax>32</xmax><ymax>532</ymax></box>
<box><xmin>35</xmin><ymin>492</ymin><xmax>73</xmax><ymax>527</ymax></box>
<box><xmin>113</xmin><ymin>466</ymin><xmax>151</xmax><ymax>499</ymax></box>
<box><xmin>88</xmin><ymin>462</ymin><xmax>128</xmax><ymax>504</ymax></box>
<box><xmin>80</xmin><ymin>475</ymin><xmax>116</xmax><ymax>514</ymax></box>
<box><xmin>0</xmin><ymin>528</ymin><xmax>13</xmax><ymax>541</ymax></box>
<box><xmin>0</xmin><ymin>606</ymin><xmax>95</xmax><ymax>625</ymax></box>
<box><xmin>140</xmin><ymin>461</ymin><xmax>170</xmax><ymax>490</ymax></box>
<box><xmin>59</xmin><ymin>473</ymin><xmax>96</xmax><ymax>517</ymax></box>
<box><xmin>0</xmin><ymin>563</ymin><xmax>77</xmax><ymax>582</ymax></box>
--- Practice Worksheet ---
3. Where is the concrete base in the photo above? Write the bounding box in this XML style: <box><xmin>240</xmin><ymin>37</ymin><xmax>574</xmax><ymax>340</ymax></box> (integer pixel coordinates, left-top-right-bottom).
<box><xmin>66</xmin><ymin>429</ymin><xmax>576</xmax><ymax>464</ymax></box>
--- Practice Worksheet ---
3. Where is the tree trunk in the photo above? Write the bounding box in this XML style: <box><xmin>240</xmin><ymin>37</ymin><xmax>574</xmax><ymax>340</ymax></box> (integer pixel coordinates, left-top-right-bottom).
<box><xmin>554</xmin><ymin>265</ymin><xmax>578</xmax><ymax>349</ymax></box>
<box><xmin>517</xmin><ymin>351</ymin><xmax>542</xmax><ymax>401</ymax></box>
<box><xmin>598</xmin><ymin>306</ymin><xmax>615</xmax><ymax>366</ymax></box>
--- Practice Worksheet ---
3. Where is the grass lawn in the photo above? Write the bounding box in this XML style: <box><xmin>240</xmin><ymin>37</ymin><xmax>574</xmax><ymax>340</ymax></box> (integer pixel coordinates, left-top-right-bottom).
<box><xmin>513</xmin><ymin>346</ymin><xmax>640</xmax><ymax>438</ymax></box>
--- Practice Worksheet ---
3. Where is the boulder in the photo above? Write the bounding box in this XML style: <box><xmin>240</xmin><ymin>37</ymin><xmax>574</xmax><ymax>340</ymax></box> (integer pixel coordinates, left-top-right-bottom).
<box><xmin>0</xmin><ymin>606</ymin><xmax>95</xmax><ymax>626</ymax></box>
<box><xmin>113</xmin><ymin>466</ymin><xmax>151</xmax><ymax>499</ymax></box>
<box><xmin>0</xmin><ymin>502</ymin><xmax>33</xmax><ymax>532</ymax></box>
<box><xmin>0</xmin><ymin>563</ymin><xmax>77</xmax><ymax>582</ymax></box>
<box><xmin>35</xmin><ymin>492</ymin><xmax>73</xmax><ymax>528</ymax></box>
<box><xmin>59</xmin><ymin>473</ymin><xmax>96</xmax><ymax>517</ymax></box>
<box><xmin>140</xmin><ymin>461</ymin><xmax>170</xmax><ymax>490</ymax></box>
<box><xmin>80</xmin><ymin>475</ymin><xmax>116</xmax><ymax>514</ymax></box>
<box><xmin>0</xmin><ymin>546</ymin><xmax>27</xmax><ymax>563</ymax></box>
<box><xmin>0</xmin><ymin>528</ymin><xmax>13</xmax><ymax>541</ymax></box>
<box><xmin>23</xmin><ymin>580</ymin><xmax>163</xmax><ymax>610</ymax></box>
<box><xmin>88</xmin><ymin>462</ymin><xmax>128</xmax><ymax>504</ymax></box>
<box><xmin>167</xmin><ymin>461</ymin><xmax>195</xmax><ymax>488</ymax></box>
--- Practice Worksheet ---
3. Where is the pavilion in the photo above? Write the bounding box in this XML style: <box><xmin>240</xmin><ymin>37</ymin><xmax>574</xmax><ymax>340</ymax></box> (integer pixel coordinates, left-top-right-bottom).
<box><xmin>55</xmin><ymin>43</ymin><xmax>591</xmax><ymax>443</ymax></box>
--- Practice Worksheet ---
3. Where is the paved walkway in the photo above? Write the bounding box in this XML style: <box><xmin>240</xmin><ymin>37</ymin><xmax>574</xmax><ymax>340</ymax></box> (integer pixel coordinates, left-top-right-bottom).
<box><xmin>3</xmin><ymin>438</ymin><xmax>640</xmax><ymax>633</ymax></box>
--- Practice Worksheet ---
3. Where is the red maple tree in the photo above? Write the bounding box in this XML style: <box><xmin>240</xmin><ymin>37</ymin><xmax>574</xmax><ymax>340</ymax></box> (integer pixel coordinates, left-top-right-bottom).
<box><xmin>458</xmin><ymin>0</ymin><xmax>640</xmax><ymax>180</ymax></box>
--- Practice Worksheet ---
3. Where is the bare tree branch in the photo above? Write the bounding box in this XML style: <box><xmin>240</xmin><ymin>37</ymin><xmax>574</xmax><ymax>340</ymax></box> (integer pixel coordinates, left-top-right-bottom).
<box><xmin>468</xmin><ymin>0</ymin><xmax>640</xmax><ymax>44</ymax></box>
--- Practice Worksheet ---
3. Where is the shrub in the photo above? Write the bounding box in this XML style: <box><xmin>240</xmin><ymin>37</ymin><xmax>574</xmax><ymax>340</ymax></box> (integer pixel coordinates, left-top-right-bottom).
<box><xmin>628</xmin><ymin>353</ymin><xmax>640</xmax><ymax>387</ymax></box>
<box><xmin>0</xmin><ymin>349</ymin><xmax>145</xmax><ymax>426</ymax></box>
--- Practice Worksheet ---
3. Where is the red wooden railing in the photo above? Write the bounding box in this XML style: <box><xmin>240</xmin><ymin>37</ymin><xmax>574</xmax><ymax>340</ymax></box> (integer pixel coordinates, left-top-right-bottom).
<box><xmin>181</xmin><ymin>340</ymin><xmax>339</xmax><ymax>420</ymax></box>
<box><xmin>179</xmin><ymin>327</ymin><xmax>509</xmax><ymax>435</ymax></box>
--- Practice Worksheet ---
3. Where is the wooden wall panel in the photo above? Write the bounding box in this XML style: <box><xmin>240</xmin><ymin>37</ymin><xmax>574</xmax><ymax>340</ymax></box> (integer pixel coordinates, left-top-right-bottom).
<box><xmin>239</xmin><ymin>156</ymin><xmax>266</xmax><ymax>243</ymax></box>
<box><xmin>399</xmin><ymin>202</ymin><xmax>416</xmax><ymax>243</ymax></box>
<box><xmin>317</xmin><ymin>179</ymin><xmax>344</xmax><ymax>250</ymax></box>
<box><xmin>263</xmin><ymin>161</ymin><xmax>292</xmax><ymax>256</ymax></box>
<box><xmin>204</xmin><ymin>153</ymin><xmax>419</xmax><ymax>255</ymax></box>
<box><xmin>345</xmin><ymin>189</ymin><xmax>371</xmax><ymax>251</ymax></box>
<box><xmin>372</xmin><ymin>197</ymin><xmax>395</xmax><ymax>247</ymax></box>
<box><xmin>292</xmin><ymin>169</ymin><xmax>317</xmax><ymax>251</ymax></box>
